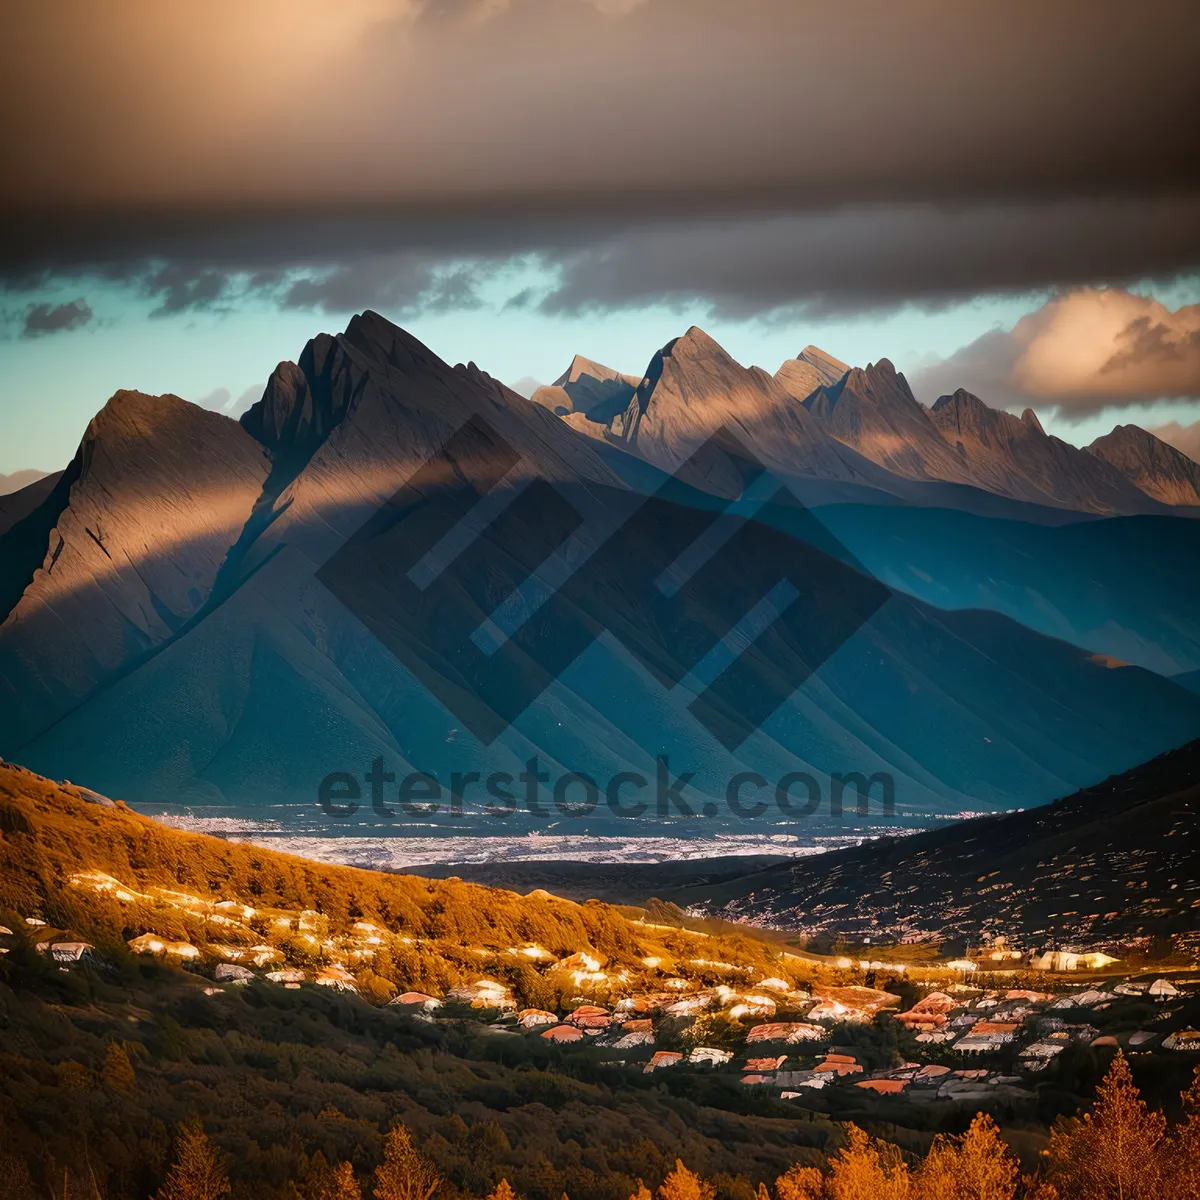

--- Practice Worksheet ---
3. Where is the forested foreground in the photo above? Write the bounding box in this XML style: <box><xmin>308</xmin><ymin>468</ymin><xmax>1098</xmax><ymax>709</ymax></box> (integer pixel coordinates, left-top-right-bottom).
<box><xmin>2</xmin><ymin>1054</ymin><xmax>1197</xmax><ymax>1200</ymax></box>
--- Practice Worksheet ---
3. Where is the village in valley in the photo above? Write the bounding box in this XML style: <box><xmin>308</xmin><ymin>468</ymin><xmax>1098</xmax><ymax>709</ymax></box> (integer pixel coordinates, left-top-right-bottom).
<box><xmin>5</xmin><ymin>865</ymin><xmax>1199</xmax><ymax>1115</ymax></box>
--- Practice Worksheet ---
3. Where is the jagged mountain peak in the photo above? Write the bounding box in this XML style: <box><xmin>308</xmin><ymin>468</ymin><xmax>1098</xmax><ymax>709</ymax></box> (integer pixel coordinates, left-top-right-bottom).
<box><xmin>1087</xmin><ymin>423</ymin><xmax>1200</xmax><ymax>506</ymax></box>
<box><xmin>797</xmin><ymin>344</ymin><xmax>850</xmax><ymax>378</ymax></box>
<box><xmin>931</xmin><ymin>387</ymin><xmax>986</xmax><ymax>412</ymax></box>
<box><xmin>341</xmin><ymin>308</ymin><xmax>434</xmax><ymax>367</ymax></box>
<box><xmin>555</xmin><ymin>354</ymin><xmax>637</xmax><ymax>388</ymax></box>
<box><xmin>775</xmin><ymin>345</ymin><xmax>850</xmax><ymax>402</ymax></box>
<box><xmin>1095</xmin><ymin>422</ymin><xmax>1163</xmax><ymax>450</ymax></box>
<box><xmin>802</xmin><ymin>361</ymin><xmax>975</xmax><ymax>485</ymax></box>
<box><xmin>863</xmin><ymin>357</ymin><xmax>899</xmax><ymax>378</ymax></box>
<box><xmin>531</xmin><ymin>353</ymin><xmax>639</xmax><ymax>424</ymax></box>
<box><xmin>91</xmin><ymin>388</ymin><xmax>196</xmax><ymax>430</ymax></box>
<box><xmin>0</xmin><ymin>383</ymin><xmax>270</xmax><ymax>748</ymax></box>
<box><xmin>930</xmin><ymin>388</ymin><xmax>1014</xmax><ymax>434</ymax></box>
<box><xmin>662</xmin><ymin>325</ymin><xmax>725</xmax><ymax>361</ymax></box>
<box><xmin>85</xmin><ymin>391</ymin><xmax>255</xmax><ymax>483</ymax></box>
<box><xmin>241</xmin><ymin>311</ymin><xmax>454</xmax><ymax>457</ymax></box>
<box><xmin>804</xmin><ymin>358</ymin><xmax>924</xmax><ymax>423</ymax></box>
<box><xmin>609</xmin><ymin>325</ymin><xmax>881</xmax><ymax>493</ymax></box>
<box><xmin>928</xmin><ymin>390</ymin><xmax>1161</xmax><ymax>513</ymax></box>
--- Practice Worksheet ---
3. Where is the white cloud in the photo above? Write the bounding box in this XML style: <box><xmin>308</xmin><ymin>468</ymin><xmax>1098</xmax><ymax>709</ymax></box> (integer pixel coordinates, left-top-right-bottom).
<box><xmin>911</xmin><ymin>287</ymin><xmax>1200</xmax><ymax>417</ymax></box>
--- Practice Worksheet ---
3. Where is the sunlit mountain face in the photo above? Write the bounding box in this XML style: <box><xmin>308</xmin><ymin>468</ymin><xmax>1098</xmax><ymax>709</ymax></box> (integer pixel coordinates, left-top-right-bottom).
<box><xmin>2</xmin><ymin>310</ymin><xmax>1198</xmax><ymax>867</ymax></box>
<box><xmin>2</xmin><ymin>9</ymin><xmax>1200</xmax><ymax>1197</ymax></box>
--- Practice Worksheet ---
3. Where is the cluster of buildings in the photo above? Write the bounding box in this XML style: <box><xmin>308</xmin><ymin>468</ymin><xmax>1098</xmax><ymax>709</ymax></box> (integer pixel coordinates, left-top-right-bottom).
<box><xmin>4</xmin><ymin>867</ymin><xmax>1196</xmax><ymax>1108</ymax></box>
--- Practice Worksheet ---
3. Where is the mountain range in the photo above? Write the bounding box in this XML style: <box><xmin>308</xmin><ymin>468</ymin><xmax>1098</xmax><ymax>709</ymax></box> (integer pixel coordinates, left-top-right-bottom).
<box><xmin>549</xmin><ymin>336</ymin><xmax>1200</xmax><ymax>516</ymax></box>
<box><xmin>1</xmin><ymin>312</ymin><xmax>1198</xmax><ymax>825</ymax></box>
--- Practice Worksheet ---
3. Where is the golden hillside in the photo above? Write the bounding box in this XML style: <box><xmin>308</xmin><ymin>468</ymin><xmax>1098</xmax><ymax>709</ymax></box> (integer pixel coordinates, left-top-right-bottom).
<box><xmin>0</xmin><ymin>760</ymin><xmax>798</xmax><ymax>1005</ymax></box>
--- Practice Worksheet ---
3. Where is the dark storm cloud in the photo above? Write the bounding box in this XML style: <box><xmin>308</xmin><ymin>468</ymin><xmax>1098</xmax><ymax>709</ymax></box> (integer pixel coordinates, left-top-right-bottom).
<box><xmin>21</xmin><ymin>299</ymin><xmax>93</xmax><ymax>338</ymax></box>
<box><xmin>532</xmin><ymin>201</ymin><xmax>1200</xmax><ymax>319</ymax></box>
<box><xmin>281</xmin><ymin>255</ymin><xmax>492</xmax><ymax>315</ymax></box>
<box><xmin>0</xmin><ymin>0</ymin><xmax>1197</xmax><ymax>315</ymax></box>
<box><xmin>6</xmin><ymin>198</ymin><xmax>1196</xmax><ymax>324</ymax></box>
<box><xmin>3</xmin><ymin>0</ymin><xmax>1197</xmax><ymax>213</ymax></box>
<box><xmin>142</xmin><ymin>263</ymin><xmax>233</xmax><ymax>316</ymax></box>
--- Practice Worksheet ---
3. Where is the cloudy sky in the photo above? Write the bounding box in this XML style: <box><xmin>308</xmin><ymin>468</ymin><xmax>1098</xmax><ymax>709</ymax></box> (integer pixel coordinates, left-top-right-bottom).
<box><xmin>2</xmin><ymin>0</ymin><xmax>1198</xmax><ymax>474</ymax></box>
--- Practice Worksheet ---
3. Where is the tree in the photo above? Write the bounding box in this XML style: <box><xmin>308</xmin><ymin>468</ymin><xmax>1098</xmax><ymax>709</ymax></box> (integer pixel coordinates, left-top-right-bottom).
<box><xmin>372</xmin><ymin>1122</ymin><xmax>441</xmax><ymax>1200</ymax></box>
<box><xmin>328</xmin><ymin>1162</ymin><xmax>362</xmax><ymax>1200</ymax></box>
<box><xmin>680</xmin><ymin>1013</ymin><xmax>745</xmax><ymax>1053</ymax></box>
<box><xmin>485</xmin><ymin>1183</ymin><xmax>519</xmax><ymax>1200</ymax></box>
<box><xmin>1046</xmin><ymin>1052</ymin><xmax>1166</xmax><ymax>1199</ymax></box>
<box><xmin>657</xmin><ymin>1160</ymin><xmax>716</xmax><ymax>1200</ymax></box>
<box><xmin>102</xmin><ymin>1041</ymin><xmax>137</xmax><ymax>1091</ymax></box>
<box><xmin>775</xmin><ymin>1164</ymin><xmax>826</xmax><ymax>1200</ymax></box>
<box><xmin>630</xmin><ymin>1184</ymin><xmax>653</xmax><ymax>1200</ymax></box>
<box><xmin>826</xmin><ymin>1126</ymin><xmax>911</xmax><ymax>1200</ymax></box>
<box><xmin>154</xmin><ymin>1119</ymin><xmax>230</xmax><ymax>1200</ymax></box>
<box><xmin>308</xmin><ymin>1154</ymin><xmax>361</xmax><ymax>1200</ymax></box>
<box><xmin>1161</xmin><ymin>1066</ymin><xmax>1200</xmax><ymax>1200</ymax></box>
<box><xmin>918</xmin><ymin>1114</ymin><xmax>1018</xmax><ymax>1200</ymax></box>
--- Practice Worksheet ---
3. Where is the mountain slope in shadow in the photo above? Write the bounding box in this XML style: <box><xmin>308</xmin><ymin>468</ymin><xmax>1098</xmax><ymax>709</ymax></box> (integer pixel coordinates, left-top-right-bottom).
<box><xmin>664</xmin><ymin>738</ymin><xmax>1200</xmax><ymax>946</ymax></box>
<box><xmin>2</xmin><ymin>313</ymin><xmax>1199</xmax><ymax>825</ymax></box>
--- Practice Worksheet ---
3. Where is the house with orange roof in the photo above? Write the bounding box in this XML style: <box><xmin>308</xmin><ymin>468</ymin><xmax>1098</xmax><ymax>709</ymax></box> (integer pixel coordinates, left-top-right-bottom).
<box><xmin>390</xmin><ymin>992</ymin><xmax>443</xmax><ymax>1011</ymax></box>
<box><xmin>565</xmin><ymin>1004</ymin><xmax>611</xmax><ymax>1029</ymax></box>
<box><xmin>746</xmin><ymin>1022</ymin><xmax>824</xmax><ymax>1044</ymax></box>
<box><xmin>745</xmin><ymin>1056</ymin><xmax>787</xmax><ymax>1071</ymax></box>
<box><xmin>813</xmin><ymin>1054</ymin><xmax>863</xmax><ymax>1077</ymax></box>
<box><xmin>518</xmin><ymin>1008</ymin><xmax>558</xmax><ymax>1028</ymax></box>
<box><xmin>541</xmin><ymin>1024</ymin><xmax>584</xmax><ymax>1043</ymax></box>
<box><xmin>644</xmin><ymin>1051</ymin><xmax>683</xmax><ymax>1073</ymax></box>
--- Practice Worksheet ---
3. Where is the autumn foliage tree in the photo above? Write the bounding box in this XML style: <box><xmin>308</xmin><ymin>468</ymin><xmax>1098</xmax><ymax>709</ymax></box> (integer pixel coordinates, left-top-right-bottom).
<box><xmin>373</xmin><ymin>1121</ymin><xmax>442</xmax><ymax>1200</ymax></box>
<box><xmin>775</xmin><ymin>1164</ymin><xmax>825</xmax><ymax>1200</ymax></box>
<box><xmin>154</xmin><ymin>1119</ymin><xmax>230</xmax><ymax>1200</ymax></box>
<box><xmin>1045</xmin><ymin>1052</ymin><xmax>1166</xmax><ymax>1199</ymax></box>
<box><xmin>1160</xmin><ymin>1067</ymin><xmax>1200</xmax><ymax>1199</ymax></box>
<box><xmin>825</xmin><ymin>1125</ymin><xmax>911</xmax><ymax>1200</ymax></box>
<box><xmin>918</xmin><ymin>1114</ymin><xmax>1019</xmax><ymax>1200</ymax></box>
<box><xmin>307</xmin><ymin>1153</ymin><xmax>362</xmax><ymax>1200</ymax></box>
<box><xmin>657</xmin><ymin>1160</ymin><xmax>716</xmax><ymax>1200</ymax></box>
<box><xmin>486</xmin><ymin>1182</ymin><xmax>520</xmax><ymax>1200</ymax></box>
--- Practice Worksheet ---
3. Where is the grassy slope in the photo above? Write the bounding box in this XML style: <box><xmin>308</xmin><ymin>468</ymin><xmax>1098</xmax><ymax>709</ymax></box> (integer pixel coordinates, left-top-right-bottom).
<box><xmin>0</xmin><ymin>760</ymin><xmax>794</xmax><ymax>989</ymax></box>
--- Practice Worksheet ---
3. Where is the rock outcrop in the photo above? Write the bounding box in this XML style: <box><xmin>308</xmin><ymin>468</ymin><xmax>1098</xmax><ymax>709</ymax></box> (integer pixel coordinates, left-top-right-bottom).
<box><xmin>929</xmin><ymin>389</ymin><xmax>1159</xmax><ymax>514</ymax></box>
<box><xmin>774</xmin><ymin>345</ymin><xmax>849</xmax><ymax>401</ymax></box>
<box><xmin>0</xmin><ymin>392</ymin><xmax>269</xmax><ymax>748</ymax></box>
<box><xmin>1086</xmin><ymin>424</ymin><xmax>1200</xmax><ymax>506</ymax></box>
<box><xmin>615</xmin><ymin>326</ymin><xmax>874</xmax><ymax>488</ymax></box>
<box><xmin>530</xmin><ymin>354</ymin><xmax>640</xmax><ymax>426</ymax></box>
<box><xmin>803</xmin><ymin>360</ymin><xmax>978</xmax><ymax>486</ymax></box>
